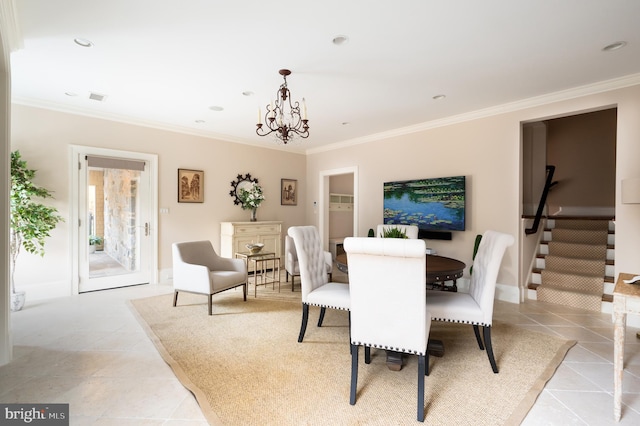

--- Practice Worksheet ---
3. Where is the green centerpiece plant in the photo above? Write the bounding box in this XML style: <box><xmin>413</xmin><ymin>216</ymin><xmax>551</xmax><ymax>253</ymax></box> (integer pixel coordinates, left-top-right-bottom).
<box><xmin>10</xmin><ymin>150</ymin><xmax>64</xmax><ymax>311</ymax></box>
<box><xmin>380</xmin><ymin>227</ymin><xmax>408</xmax><ymax>238</ymax></box>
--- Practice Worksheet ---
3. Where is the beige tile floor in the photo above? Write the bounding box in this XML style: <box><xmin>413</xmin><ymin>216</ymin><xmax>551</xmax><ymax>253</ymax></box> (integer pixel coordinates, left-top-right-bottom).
<box><xmin>2</xmin><ymin>271</ymin><xmax>640</xmax><ymax>425</ymax></box>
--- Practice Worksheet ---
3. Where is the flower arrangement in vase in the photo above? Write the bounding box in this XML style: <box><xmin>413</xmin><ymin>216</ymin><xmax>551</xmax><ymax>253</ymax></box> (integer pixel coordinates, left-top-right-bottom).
<box><xmin>238</xmin><ymin>182</ymin><xmax>265</xmax><ymax>221</ymax></box>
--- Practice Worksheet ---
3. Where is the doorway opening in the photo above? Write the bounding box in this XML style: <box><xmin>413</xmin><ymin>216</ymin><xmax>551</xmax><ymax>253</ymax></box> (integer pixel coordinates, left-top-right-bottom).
<box><xmin>319</xmin><ymin>166</ymin><xmax>358</xmax><ymax>252</ymax></box>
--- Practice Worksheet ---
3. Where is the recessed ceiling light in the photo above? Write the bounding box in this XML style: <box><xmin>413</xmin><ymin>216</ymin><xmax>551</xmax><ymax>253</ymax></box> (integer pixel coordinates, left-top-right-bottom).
<box><xmin>602</xmin><ymin>41</ymin><xmax>627</xmax><ymax>52</ymax></box>
<box><xmin>209</xmin><ymin>106</ymin><xmax>224</xmax><ymax>112</ymax></box>
<box><xmin>65</xmin><ymin>92</ymin><xmax>78</xmax><ymax>97</ymax></box>
<box><xmin>242</xmin><ymin>91</ymin><xmax>254</xmax><ymax>97</ymax></box>
<box><xmin>74</xmin><ymin>38</ymin><xmax>93</xmax><ymax>47</ymax></box>
<box><xmin>195</xmin><ymin>120</ymin><xmax>205</xmax><ymax>124</ymax></box>
<box><xmin>333</xmin><ymin>35</ymin><xmax>349</xmax><ymax>46</ymax></box>
<box><xmin>432</xmin><ymin>94</ymin><xmax>446</xmax><ymax>100</ymax></box>
<box><xmin>89</xmin><ymin>92</ymin><xmax>107</xmax><ymax>102</ymax></box>
<box><xmin>342</xmin><ymin>122</ymin><xmax>350</xmax><ymax>126</ymax></box>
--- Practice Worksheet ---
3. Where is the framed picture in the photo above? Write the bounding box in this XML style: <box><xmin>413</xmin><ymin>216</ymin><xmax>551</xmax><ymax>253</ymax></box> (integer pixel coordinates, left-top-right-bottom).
<box><xmin>281</xmin><ymin>178</ymin><xmax>297</xmax><ymax>205</ymax></box>
<box><xmin>178</xmin><ymin>169</ymin><xmax>204</xmax><ymax>203</ymax></box>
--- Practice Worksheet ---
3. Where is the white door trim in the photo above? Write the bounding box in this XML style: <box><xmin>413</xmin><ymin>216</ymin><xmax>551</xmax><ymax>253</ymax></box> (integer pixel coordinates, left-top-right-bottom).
<box><xmin>69</xmin><ymin>145</ymin><xmax>158</xmax><ymax>294</ymax></box>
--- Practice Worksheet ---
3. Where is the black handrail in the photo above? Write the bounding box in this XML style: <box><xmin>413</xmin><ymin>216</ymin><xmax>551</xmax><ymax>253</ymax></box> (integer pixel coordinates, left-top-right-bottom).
<box><xmin>525</xmin><ymin>165</ymin><xmax>556</xmax><ymax>235</ymax></box>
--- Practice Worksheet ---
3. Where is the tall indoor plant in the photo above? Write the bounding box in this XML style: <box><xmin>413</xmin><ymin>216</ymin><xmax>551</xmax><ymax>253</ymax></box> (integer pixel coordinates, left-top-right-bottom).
<box><xmin>10</xmin><ymin>150</ymin><xmax>63</xmax><ymax>311</ymax></box>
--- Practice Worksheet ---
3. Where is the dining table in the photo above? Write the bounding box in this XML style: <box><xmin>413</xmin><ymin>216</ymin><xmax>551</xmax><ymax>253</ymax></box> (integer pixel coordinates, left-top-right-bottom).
<box><xmin>335</xmin><ymin>251</ymin><xmax>466</xmax><ymax>370</ymax></box>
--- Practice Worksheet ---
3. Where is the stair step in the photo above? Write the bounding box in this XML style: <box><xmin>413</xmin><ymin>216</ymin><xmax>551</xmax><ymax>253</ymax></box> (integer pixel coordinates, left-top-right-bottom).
<box><xmin>527</xmin><ymin>283</ymin><xmax>613</xmax><ymax>303</ymax></box>
<box><xmin>531</xmin><ymin>268</ymin><xmax>613</xmax><ymax>283</ymax></box>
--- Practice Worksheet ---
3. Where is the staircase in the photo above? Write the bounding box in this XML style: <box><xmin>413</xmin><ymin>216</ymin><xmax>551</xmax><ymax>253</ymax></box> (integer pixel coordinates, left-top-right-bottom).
<box><xmin>528</xmin><ymin>217</ymin><xmax>615</xmax><ymax>312</ymax></box>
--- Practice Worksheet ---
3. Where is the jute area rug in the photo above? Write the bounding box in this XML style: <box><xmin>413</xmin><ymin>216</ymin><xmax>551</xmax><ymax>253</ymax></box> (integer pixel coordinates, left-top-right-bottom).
<box><xmin>130</xmin><ymin>287</ymin><xmax>575</xmax><ymax>426</ymax></box>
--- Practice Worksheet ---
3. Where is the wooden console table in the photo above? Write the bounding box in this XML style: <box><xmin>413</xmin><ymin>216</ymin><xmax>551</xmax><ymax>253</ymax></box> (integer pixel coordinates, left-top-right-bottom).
<box><xmin>613</xmin><ymin>272</ymin><xmax>640</xmax><ymax>421</ymax></box>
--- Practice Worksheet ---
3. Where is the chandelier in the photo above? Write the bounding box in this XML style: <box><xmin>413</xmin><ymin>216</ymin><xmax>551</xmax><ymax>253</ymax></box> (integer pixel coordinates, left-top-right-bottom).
<box><xmin>256</xmin><ymin>69</ymin><xmax>309</xmax><ymax>144</ymax></box>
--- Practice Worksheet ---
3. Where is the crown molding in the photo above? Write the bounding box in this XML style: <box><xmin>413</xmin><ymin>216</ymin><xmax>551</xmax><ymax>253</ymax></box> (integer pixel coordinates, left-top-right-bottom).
<box><xmin>305</xmin><ymin>73</ymin><xmax>640</xmax><ymax>155</ymax></box>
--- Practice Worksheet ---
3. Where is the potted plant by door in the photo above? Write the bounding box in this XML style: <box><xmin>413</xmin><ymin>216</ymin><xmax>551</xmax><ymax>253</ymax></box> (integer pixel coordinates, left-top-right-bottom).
<box><xmin>89</xmin><ymin>235</ymin><xmax>103</xmax><ymax>253</ymax></box>
<box><xmin>10</xmin><ymin>150</ymin><xmax>64</xmax><ymax>311</ymax></box>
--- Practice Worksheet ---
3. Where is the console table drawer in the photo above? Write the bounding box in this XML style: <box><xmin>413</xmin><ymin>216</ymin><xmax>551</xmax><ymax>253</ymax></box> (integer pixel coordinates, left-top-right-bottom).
<box><xmin>235</xmin><ymin>224</ymin><xmax>281</xmax><ymax>235</ymax></box>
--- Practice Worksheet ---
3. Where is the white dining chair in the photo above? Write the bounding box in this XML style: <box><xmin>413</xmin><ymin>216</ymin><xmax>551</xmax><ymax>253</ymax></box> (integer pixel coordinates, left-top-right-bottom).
<box><xmin>288</xmin><ymin>226</ymin><xmax>350</xmax><ymax>343</ymax></box>
<box><xmin>344</xmin><ymin>236</ymin><xmax>431</xmax><ymax>422</ymax></box>
<box><xmin>426</xmin><ymin>230</ymin><xmax>514</xmax><ymax>373</ymax></box>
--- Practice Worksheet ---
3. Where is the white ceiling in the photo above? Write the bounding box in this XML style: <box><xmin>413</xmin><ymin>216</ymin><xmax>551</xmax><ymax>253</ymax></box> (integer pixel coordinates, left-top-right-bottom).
<box><xmin>7</xmin><ymin>0</ymin><xmax>640</xmax><ymax>153</ymax></box>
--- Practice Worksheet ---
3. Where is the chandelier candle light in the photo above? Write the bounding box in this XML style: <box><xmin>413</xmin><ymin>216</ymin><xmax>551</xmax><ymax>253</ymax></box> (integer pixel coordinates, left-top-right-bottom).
<box><xmin>256</xmin><ymin>69</ymin><xmax>309</xmax><ymax>144</ymax></box>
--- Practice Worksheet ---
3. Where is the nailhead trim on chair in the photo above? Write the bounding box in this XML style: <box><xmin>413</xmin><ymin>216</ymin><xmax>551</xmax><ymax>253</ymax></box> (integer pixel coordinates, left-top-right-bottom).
<box><xmin>352</xmin><ymin>341</ymin><xmax>426</xmax><ymax>356</ymax></box>
<box><xmin>308</xmin><ymin>302</ymin><xmax>349</xmax><ymax>310</ymax></box>
<box><xmin>431</xmin><ymin>317</ymin><xmax>490</xmax><ymax>327</ymax></box>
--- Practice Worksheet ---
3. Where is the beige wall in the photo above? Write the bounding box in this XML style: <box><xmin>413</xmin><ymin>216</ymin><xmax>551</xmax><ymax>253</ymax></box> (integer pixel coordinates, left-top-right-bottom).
<box><xmin>306</xmin><ymin>84</ymin><xmax>640</xmax><ymax>300</ymax></box>
<box><xmin>10</xmin><ymin>104</ymin><xmax>306</xmax><ymax>299</ymax></box>
<box><xmin>9</xmin><ymin>84</ymin><xmax>640</xmax><ymax>304</ymax></box>
<box><xmin>546</xmin><ymin>108</ymin><xmax>616</xmax><ymax>214</ymax></box>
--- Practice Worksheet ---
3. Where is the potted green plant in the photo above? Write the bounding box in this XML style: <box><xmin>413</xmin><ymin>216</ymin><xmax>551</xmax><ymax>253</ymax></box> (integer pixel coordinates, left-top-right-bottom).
<box><xmin>381</xmin><ymin>227</ymin><xmax>408</xmax><ymax>238</ymax></box>
<box><xmin>89</xmin><ymin>235</ymin><xmax>103</xmax><ymax>253</ymax></box>
<box><xmin>10</xmin><ymin>150</ymin><xmax>64</xmax><ymax>311</ymax></box>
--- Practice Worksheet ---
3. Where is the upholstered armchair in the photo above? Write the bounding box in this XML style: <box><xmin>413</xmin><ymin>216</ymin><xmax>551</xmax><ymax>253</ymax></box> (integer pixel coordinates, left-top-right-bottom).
<box><xmin>172</xmin><ymin>240</ymin><xmax>247</xmax><ymax>315</ymax></box>
<box><xmin>288</xmin><ymin>226</ymin><xmax>350</xmax><ymax>343</ymax></box>
<box><xmin>376</xmin><ymin>224</ymin><xmax>419</xmax><ymax>239</ymax></box>
<box><xmin>284</xmin><ymin>235</ymin><xmax>332</xmax><ymax>291</ymax></box>
<box><xmin>426</xmin><ymin>230</ymin><xmax>514</xmax><ymax>373</ymax></box>
<box><xmin>344</xmin><ymin>236</ymin><xmax>431</xmax><ymax>422</ymax></box>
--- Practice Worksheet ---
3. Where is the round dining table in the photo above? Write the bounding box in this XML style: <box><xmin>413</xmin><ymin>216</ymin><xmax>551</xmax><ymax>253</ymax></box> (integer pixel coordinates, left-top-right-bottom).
<box><xmin>336</xmin><ymin>252</ymin><xmax>465</xmax><ymax>291</ymax></box>
<box><xmin>335</xmin><ymin>251</ymin><xmax>466</xmax><ymax>370</ymax></box>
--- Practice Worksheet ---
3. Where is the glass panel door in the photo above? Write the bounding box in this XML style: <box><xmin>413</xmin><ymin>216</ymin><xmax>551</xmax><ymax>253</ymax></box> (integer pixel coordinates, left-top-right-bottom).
<box><xmin>79</xmin><ymin>156</ymin><xmax>151</xmax><ymax>292</ymax></box>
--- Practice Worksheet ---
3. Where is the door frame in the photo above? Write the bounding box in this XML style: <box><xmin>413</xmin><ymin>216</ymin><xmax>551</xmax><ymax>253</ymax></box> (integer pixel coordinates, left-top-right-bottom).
<box><xmin>319</xmin><ymin>166</ymin><xmax>358</xmax><ymax>251</ymax></box>
<box><xmin>69</xmin><ymin>145</ymin><xmax>159</xmax><ymax>294</ymax></box>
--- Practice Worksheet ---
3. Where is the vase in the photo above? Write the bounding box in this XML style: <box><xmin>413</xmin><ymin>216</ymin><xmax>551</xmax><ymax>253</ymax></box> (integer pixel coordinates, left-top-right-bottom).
<box><xmin>250</xmin><ymin>208</ymin><xmax>257</xmax><ymax>222</ymax></box>
<box><xmin>11</xmin><ymin>290</ymin><xmax>26</xmax><ymax>312</ymax></box>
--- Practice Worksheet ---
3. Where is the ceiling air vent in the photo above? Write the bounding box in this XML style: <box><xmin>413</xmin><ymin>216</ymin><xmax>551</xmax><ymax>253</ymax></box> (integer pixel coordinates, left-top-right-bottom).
<box><xmin>89</xmin><ymin>92</ymin><xmax>107</xmax><ymax>102</ymax></box>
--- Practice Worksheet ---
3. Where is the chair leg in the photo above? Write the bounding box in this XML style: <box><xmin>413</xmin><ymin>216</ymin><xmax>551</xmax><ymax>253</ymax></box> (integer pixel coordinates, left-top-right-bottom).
<box><xmin>350</xmin><ymin>343</ymin><xmax>358</xmax><ymax>405</ymax></box>
<box><xmin>243</xmin><ymin>283</ymin><xmax>247</xmax><ymax>301</ymax></box>
<box><xmin>418</xmin><ymin>354</ymin><xmax>426</xmax><ymax>422</ymax></box>
<box><xmin>473</xmin><ymin>324</ymin><xmax>485</xmax><ymax>350</ymax></box>
<box><xmin>329</xmin><ymin>272</ymin><xmax>333</xmax><ymax>281</ymax></box>
<box><xmin>349</xmin><ymin>312</ymin><xmax>352</xmax><ymax>353</ymax></box>
<box><xmin>298</xmin><ymin>303</ymin><xmax>309</xmax><ymax>342</ymax></box>
<box><xmin>483</xmin><ymin>326</ymin><xmax>499</xmax><ymax>373</ymax></box>
<box><xmin>173</xmin><ymin>291</ymin><xmax>178</xmax><ymax>307</ymax></box>
<box><xmin>291</xmin><ymin>275</ymin><xmax>295</xmax><ymax>292</ymax></box>
<box><xmin>364</xmin><ymin>346</ymin><xmax>371</xmax><ymax>364</ymax></box>
<box><xmin>208</xmin><ymin>295</ymin><xmax>213</xmax><ymax>316</ymax></box>
<box><xmin>317</xmin><ymin>307</ymin><xmax>326</xmax><ymax>327</ymax></box>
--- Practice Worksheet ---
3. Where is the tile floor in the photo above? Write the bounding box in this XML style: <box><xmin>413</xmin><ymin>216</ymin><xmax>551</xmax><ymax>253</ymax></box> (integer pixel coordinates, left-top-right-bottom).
<box><xmin>2</xmin><ymin>272</ymin><xmax>640</xmax><ymax>425</ymax></box>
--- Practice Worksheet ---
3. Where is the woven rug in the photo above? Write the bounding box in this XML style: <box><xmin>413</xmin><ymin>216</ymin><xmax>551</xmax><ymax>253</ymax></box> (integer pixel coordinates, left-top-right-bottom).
<box><xmin>130</xmin><ymin>289</ymin><xmax>575</xmax><ymax>426</ymax></box>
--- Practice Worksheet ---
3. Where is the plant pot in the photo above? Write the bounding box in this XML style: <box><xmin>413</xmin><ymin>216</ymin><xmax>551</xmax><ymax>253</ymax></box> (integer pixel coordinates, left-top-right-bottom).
<box><xmin>89</xmin><ymin>245</ymin><xmax>96</xmax><ymax>254</ymax></box>
<box><xmin>250</xmin><ymin>208</ymin><xmax>257</xmax><ymax>222</ymax></box>
<box><xmin>11</xmin><ymin>291</ymin><xmax>26</xmax><ymax>312</ymax></box>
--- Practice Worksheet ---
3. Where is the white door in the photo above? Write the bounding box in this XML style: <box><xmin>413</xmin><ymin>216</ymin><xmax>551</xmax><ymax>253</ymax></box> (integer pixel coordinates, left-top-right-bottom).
<box><xmin>72</xmin><ymin>147</ymin><xmax>157</xmax><ymax>293</ymax></box>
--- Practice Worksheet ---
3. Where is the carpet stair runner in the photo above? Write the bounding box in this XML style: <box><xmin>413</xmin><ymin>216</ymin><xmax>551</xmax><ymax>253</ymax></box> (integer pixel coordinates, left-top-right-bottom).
<box><xmin>535</xmin><ymin>219</ymin><xmax>610</xmax><ymax>312</ymax></box>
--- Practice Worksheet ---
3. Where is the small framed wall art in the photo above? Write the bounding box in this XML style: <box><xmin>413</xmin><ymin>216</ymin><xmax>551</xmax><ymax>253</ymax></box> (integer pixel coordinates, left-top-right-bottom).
<box><xmin>178</xmin><ymin>169</ymin><xmax>204</xmax><ymax>203</ymax></box>
<box><xmin>281</xmin><ymin>178</ymin><xmax>297</xmax><ymax>205</ymax></box>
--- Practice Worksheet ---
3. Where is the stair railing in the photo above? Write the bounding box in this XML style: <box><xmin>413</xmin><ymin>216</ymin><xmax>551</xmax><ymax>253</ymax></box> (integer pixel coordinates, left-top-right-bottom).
<box><xmin>525</xmin><ymin>165</ymin><xmax>556</xmax><ymax>235</ymax></box>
